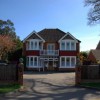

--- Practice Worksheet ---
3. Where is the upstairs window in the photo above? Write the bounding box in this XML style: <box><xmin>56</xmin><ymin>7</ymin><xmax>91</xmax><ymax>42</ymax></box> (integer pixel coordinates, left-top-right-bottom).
<box><xmin>61</xmin><ymin>42</ymin><xmax>65</xmax><ymax>50</ymax></box>
<box><xmin>66</xmin><ymin>42</ymin><xmax>70</xmax><ymax>50</ymax></box>
<box><xmin>26</xmin><ymin>40</ymin><xmax>41</xmax><ymax>50</ymax></box>
<box><xmin>71</xmin><ymin>42</ymin><xmax>75</xmax><ymax>50</ymax></box>
<box><xmin>60</xmin><ymin>40</ymin><xmax>76</xmax><ymax>51</ymax></box>
<box><xmin>31</xmin><ymin>41</ymin><xmax>34</xmax><ymax>49</ymax></box>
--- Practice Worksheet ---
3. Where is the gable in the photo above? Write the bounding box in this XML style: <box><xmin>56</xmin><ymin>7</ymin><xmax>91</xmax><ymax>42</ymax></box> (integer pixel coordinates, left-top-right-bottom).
<box><xmin>23</xmin><ymin>31</ymin><xmax>45</xmax><ymax>42</ymax></box>
<box><xmin>91</xmin><ymin>50</ymin><xmax>100</xmax><ymax>61</ymax></box>
<box><xmin>62</xmin><ymin>34</ymin><xmax>74</xmax><ymax>40</ymax></box>
<box><xmin>59</xmin><ymin>32</ymin><xmax>80</xmax><ymax>43</ymax></box>
<box><xmin>27</xmin><ymin>33</ymin><xmax>40</xmax><ymax>40</ymax></box>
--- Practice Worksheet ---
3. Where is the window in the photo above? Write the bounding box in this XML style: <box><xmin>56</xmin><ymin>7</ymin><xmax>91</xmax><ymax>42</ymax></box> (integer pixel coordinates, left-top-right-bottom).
<box><xmin>26</xmin><ymin>56</ymin><xmax>38</xmax><ymax>67</ymax></box>
<box><xmin>60</xmin><ymin>56</ymin><xmax>76</xmax><ymax>68</ymax></box>
<box><xmin>34</xmin><ymin>57</ymin><xmax>37</xmax><ymax>66</ymax></box>
<box><xmin>60</xmin><ymin>40</ymin><xmax>76</xmax><ymax>51</ymax></box>
<box><xmin>71</xmin><ymin>42</ymin><xmax>75</xmax><ymax>50</ymax></box>
<box><xmin>61</xmin><ymin>42</ymin><xmax>65</xmax><ymax>50</ymax></box>
<box><xmin>66</xmin><ymin>42</ymin><xmax>70</xmax><ymax>50</ymax></box>
<box><xmin>26</xmin><ymin>57</ymin><xmax>29</xmax><ymax>66</ymax></box>
<box><xmin>66</xmin><ymin>57</ymin><xmax>70</xmax><ymax>66</ymax></box>
<box><xmin>71</xmin><ymin>57</ymin><xmax>76</xmax><ymax>66</ymax></box>
<box><xmin>61</xmin><ymin>57</ymin><xmax>65</xmax><ymax>66</ymax></box>
<box><xmin>31</xmin><ymin>41</ymin><xmax>34</xmax><ymax>50</ymax></box>
<box><xmin>39</xmin><ymin>42</ymin><xmax>43</xmax><ymax>50</ymax></box>
<box><xmin>27</xmin><ymin>40</ymin><xmax>40</xmax><ymax>50</ymax></box>
<box><xmin>34</xmin><ymin>42</ymin><xmax>37</xmax><ymax>49</ymax></box>
<box><xmin>30</xmin><ymin>57</ymin><xmax>33</xmax><ymax>66</ymax></box>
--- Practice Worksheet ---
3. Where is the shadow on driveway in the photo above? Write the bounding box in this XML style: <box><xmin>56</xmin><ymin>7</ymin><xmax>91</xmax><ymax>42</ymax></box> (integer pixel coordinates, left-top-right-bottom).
<box><xmin>1</xmin><ymin>71</ymin><xmax>100</xmax><ymax>100</ymax></box>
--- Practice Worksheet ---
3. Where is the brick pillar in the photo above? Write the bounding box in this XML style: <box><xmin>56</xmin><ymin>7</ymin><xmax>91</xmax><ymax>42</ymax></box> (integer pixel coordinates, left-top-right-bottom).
<box><xmin>75</xmin><ymin>66</ymin><xmax>81</xmax><ymax>85</ymax></box>
<box><xmin>18</xmin><ymin>63</ymin><xmax>24</xmax><ymax>85</ymax></box>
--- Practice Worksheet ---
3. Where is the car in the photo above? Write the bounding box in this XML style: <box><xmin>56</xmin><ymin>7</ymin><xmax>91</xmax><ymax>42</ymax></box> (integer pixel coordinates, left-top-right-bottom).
<box><xmin>0</xmin><ymin>60</ymin><xmax>8</xmax><ymax>65</ymax></box>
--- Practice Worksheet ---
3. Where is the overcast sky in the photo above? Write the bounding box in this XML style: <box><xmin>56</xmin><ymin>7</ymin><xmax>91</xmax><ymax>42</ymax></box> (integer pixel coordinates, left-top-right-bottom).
<box><xmin>0</xmin><ymin>0</ymin><xmax>100</xmax><ymax>51</ymax></box>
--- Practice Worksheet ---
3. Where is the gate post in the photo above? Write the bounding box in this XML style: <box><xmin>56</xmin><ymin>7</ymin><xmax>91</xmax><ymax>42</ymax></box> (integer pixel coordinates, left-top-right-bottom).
<box><xmin>75</xmin><ymin>56</ymin><xmax>82</xmax><ymax>85</ymax></box>
<box><xmin>18</xmin><ymin>58</ymin><xmax>24</xmax><ymax>85</ymax></box>
<box><xmin>75</xmin><ymin>66</ymin><xmax>81</xmax><ymax>85</ymax></box>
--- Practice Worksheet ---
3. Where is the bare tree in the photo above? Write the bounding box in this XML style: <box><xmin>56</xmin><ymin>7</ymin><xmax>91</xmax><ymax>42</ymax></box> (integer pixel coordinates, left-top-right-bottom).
<box><xmin>85</xmin><ymin>0</ymin><xmax>100</xmax><ymax>25</ymax></box>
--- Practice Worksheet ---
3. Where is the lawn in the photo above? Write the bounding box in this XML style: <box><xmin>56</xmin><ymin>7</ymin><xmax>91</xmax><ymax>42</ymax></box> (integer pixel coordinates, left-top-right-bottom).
<box><xmin>80</xmin><ymin>82</ymin><xmax>100</xmax><ymax>89</ymax></box>
<box><xmin>0</xmin><ymin>84</ymin><xmax>21</xmax><ymax>93</ymax></box>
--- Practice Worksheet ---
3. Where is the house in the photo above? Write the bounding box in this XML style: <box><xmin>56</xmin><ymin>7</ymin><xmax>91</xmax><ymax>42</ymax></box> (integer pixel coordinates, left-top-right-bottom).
<box><xmin>88</xmin><ymin>41</ymin><xmax>100</xmax><ymax>63</ymax></box>
<box><xmin>23</xmin><ymin>29</ymin><xmax>81</xmax><ymax>71</ymax></box>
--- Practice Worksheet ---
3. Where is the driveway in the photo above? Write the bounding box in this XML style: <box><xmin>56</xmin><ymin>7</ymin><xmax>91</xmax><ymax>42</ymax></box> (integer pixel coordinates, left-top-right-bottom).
<box><xmin>0</xmin><ymin>71</ymin><xmax>100</xmax><ymax>100</ymax></box>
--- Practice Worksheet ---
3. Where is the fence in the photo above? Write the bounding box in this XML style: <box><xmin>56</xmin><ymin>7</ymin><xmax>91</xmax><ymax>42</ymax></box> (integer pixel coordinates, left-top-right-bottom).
<box><xmin>0</xmin><ymin>63</ymin><xmax>23</xmax><ymax>85</ymax></box>
<box><xmin>75</xmin><ymin>65</ymin><xmax>100</xmax><ymax>85</ymax></box>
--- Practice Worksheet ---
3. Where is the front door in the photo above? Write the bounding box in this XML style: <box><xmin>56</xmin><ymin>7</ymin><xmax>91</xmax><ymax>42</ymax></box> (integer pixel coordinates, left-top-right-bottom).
<box><xmin>48</xmin><ymin>61</ymin><xmax>54</xmax><ymax>71</ymax></box>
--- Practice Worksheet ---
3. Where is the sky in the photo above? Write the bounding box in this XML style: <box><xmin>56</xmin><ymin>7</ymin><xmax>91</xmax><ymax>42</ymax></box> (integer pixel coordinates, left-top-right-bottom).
<box><xmin>0</xmin><ymin>0</ymin><xmax>100</xmax><ymax>51</ymax></box>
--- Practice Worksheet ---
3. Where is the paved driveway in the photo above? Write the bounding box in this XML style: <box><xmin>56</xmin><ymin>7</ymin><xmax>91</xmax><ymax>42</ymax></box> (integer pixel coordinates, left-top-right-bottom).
<box><xmin>0</xmin><ymin>71</ymin><xmax>100</xmax><ymax>100</ymax></box>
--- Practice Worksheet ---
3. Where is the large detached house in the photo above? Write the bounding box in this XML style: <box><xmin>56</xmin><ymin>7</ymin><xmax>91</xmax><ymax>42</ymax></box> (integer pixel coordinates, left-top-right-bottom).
<box><xmin>23</xmin><ymin>29</ymin><xmax>81</xmax><ymax>71</ymax></box>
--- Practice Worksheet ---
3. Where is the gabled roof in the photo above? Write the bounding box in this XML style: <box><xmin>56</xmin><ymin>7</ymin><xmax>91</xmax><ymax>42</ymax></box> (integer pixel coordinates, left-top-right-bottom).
<box><xmin>23</xmin><ymin>28</ymin><xmax>81</xmax><ymax>43</ymax></box>
<box><xmin>91</xmin><ymin>50</ymin><xmax>100</xmax><ymax>61</ymax></box>
<box><xmin>23</xmin><ymin>31</ymin><xmax>45</xmax><ymax>42</ymax></box>
<box><xmin>96</xmin><ymin>41</ymin><xmax>100</xmax><ymax>50</ymax></box>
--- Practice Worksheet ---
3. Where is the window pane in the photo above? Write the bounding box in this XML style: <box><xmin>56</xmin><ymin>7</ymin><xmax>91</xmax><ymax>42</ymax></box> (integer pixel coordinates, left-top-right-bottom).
<box><xmin>39</xmin><ymin>42</ymin><xmax>42</xmax><ymax>50</ymax></box>
<box><xmin>26</xmin><ymin>57</ymin><xmax>29</xmax><ymax>66</ymax></box>
<box><xmin>31</xmin><ymin>42</ymin><xmax>34</xmax><ymax>50</ymax></box>
<box><xmin>34</xmin><ymin>57</ymin><xmax>37</xmax><ymax>66</ymax></box>
<box><xmin>66</xmin><ymin>42</ymin><xmax>70</xmax><ymax>50</ymax></box>
<box><xmin>61</xmin><ymin>42</ymin><xmax>65</xmax><ymax>50</ymax></box>
<box><xmin>71</xmin><ymin>57</ymin><xmax>75</xmax><ymax>66</ymax></box>
<box><xmin>61</xmin><ymin>57</ymin><xmax>65</xmax><ymax>66</ymax></box>
<box><xmin>30</xmin><ymin>57</ymin><xmax>33</xmax><ymax>66</ymax></box>
<box><xmin>66</xmin><ymin>57</ymin><xmax>70</xmax><ymax>66</ymax></box>
<box><xmin>35</xmin><ymin>42</ymin><xmax>37</xmax><ymax>48</ymax></box>
<box><xmin>71</xmin><ymin>42</ymin><xmax>75</xmax><ymax>50</ymax></box>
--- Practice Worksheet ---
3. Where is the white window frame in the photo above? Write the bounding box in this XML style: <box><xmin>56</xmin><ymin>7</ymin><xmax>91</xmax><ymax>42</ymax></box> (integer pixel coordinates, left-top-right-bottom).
<box><xmin>26</xmin><ymin>39</ymin><xmax>43</xmax><ymax>50</ymax></box>
<box><xmin>60</xmin><ymin>56</ymin><xmax>76</xmax><ymax>68</ymax></box>
<box><xmin>60</xmin><ymin>40</ymin><xmax>76</xmax><ymax>51</ymax></box>
<box><xmin>26</xmin><ymin>56</ymin><xmax>38</xmax><ymax>68</ymax></box>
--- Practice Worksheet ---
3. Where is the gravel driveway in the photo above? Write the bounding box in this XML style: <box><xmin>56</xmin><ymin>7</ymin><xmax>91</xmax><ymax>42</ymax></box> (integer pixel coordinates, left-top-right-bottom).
<box><xmin>0</xmin><ymin>71</ymin><xmax>100</xmax><ymax>100</ymax></box>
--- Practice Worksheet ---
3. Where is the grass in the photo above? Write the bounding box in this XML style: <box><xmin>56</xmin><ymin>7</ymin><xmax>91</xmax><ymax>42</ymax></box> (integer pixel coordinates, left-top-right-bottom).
<box><xmin>80</xmin><ymin>82</ymin><xmax>100</xmax><ymax>89</ymax></box>
<box><xmin>0</xmin><ymin>84</ymin><xmax>21</xmax><ymax>93</ymax></box>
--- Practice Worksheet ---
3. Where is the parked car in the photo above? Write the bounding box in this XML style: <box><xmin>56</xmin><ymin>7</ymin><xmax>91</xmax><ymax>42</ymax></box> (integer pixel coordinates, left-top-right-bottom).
<box><xmin>0</xmin><ymin>60</ymin><xmax>8</xmax><ymax>65</ymax></box>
